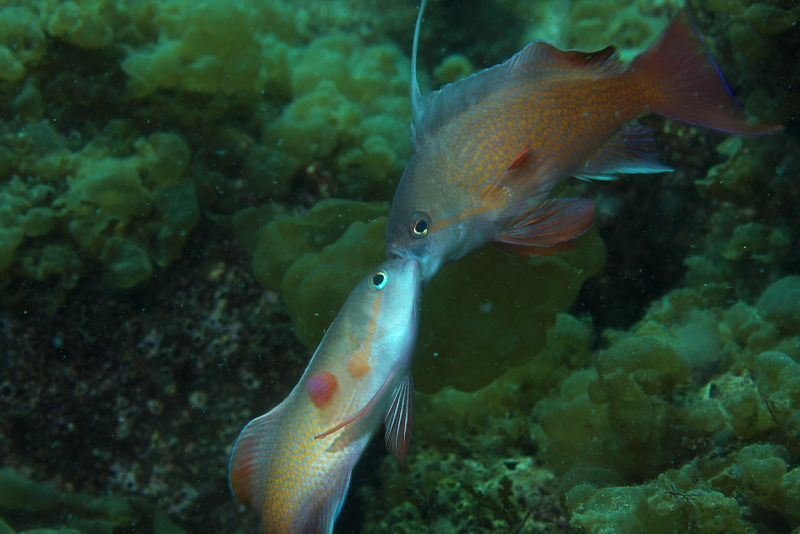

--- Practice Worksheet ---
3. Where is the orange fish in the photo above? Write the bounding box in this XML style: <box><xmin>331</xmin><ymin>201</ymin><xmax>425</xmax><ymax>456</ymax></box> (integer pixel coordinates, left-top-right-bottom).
<box><xmin>229</xmin><ymin>258</ymin><xmax>421</xmax><ymax>533</ymax></box>
<box><xmin>387</xmin><ymin>1</ymin><xmax>781</xmax><ymax>282</ymax></box>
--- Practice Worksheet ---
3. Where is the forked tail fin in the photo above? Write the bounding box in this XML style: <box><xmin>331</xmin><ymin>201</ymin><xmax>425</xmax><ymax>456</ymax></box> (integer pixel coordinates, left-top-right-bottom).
<box><xmin>630</xmin><ymin>8</ymin><xmax>781</xmax><ymax>135</ymax></box>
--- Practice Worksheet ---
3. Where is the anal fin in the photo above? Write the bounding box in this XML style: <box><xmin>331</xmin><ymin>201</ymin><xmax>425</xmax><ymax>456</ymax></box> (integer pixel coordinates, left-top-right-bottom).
<box><xmin>575</xmin><ymin>122</ymin><xmax>672</xmax><ymax>181</ymax></box>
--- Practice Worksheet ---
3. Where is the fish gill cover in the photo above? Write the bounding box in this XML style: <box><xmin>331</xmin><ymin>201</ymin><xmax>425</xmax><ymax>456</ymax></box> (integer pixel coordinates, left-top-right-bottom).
<box><xmin>0</xmin><ymin>0</ymin><xmax>797</xmax><ymax>533</ymax></box>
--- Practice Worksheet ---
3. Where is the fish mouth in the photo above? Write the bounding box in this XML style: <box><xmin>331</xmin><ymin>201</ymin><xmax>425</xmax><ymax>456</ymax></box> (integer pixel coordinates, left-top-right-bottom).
<box><xmin>386</xmin><ymin>243</ymin><xmax>413</xmax><ymax>261</ymax></box>
<box><xmin>387</xmin><ymin>247</ymin><xmax>422</xmax><ymax>282</ymax></box>
<box><xmin>387</xmin><ymin>243</ymin><xmax>441</xmax><ymax>286</ymax></box>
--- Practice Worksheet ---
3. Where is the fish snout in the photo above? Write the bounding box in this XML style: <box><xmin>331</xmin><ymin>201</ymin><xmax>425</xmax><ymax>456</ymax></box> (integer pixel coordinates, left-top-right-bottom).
<box><xmin>386</xmin><ymin>243</ymin><xmax>411</xmax><ymax>261</ymax></box>
<box><xmin>386</xmin><ymin>242</ymin><xmax>441</xmax><ymax>284</ymax></box>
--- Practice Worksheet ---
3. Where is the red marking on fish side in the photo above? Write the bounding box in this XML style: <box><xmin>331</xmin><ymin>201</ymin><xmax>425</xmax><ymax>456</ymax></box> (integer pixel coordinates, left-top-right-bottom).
<box><xmin>506</xmin><ymin>145</ymin><xmax>531</xmax><ymax>171</ymax></box>
<box><xmin>307</xmin><ymin>372</ymin><xmax>338</xmax><ymax>408</ymax></box>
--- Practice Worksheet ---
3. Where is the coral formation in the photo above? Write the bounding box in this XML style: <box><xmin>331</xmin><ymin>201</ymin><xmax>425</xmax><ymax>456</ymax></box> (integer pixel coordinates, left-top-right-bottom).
<box><xmin>361</xmin><ymin>313</ymin><xmax>593</xmax><ymax>533</ymax></box>
<box><xmin>259</xmin><ymin>34</ymin><xmax>412</xmax><ymax>200</ymax></box>
<box><xmin>239</xmin><ymin>198</ymin><xmax>388</xmax><ymax>293</ymax></box>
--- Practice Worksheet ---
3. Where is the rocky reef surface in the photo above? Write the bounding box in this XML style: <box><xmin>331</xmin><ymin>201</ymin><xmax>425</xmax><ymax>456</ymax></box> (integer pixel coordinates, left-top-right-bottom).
<box><xmin>0</xmin><ymin>0</ymin><xmax>797</xmax><ymax>532</ymax></box>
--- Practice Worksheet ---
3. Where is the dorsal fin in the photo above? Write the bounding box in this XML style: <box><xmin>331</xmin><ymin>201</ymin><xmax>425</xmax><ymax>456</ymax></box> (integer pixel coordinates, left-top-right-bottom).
<box><xmin>412</xmin><ymin>39</ymin><xmax>625</xmax><ymax>149</ymax></box>
<box><xmin>411</xmin><ymin>0</ymin><xmax>428</xmax><ymax>131</ymax></box>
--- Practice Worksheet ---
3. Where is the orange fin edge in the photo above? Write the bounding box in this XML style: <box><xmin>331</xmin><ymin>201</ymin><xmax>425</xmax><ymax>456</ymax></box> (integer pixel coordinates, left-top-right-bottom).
<box><xmin>229</xmin><ymin>400</ymin><xmax>290</xmax><ymax>511</ymax></box>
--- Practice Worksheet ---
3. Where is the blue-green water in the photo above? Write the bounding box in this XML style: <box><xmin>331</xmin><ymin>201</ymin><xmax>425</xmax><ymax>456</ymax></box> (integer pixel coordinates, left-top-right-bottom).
<box><xmin>0</xmin><ymin>0</ymin><xmax>797</xmax><ymax>532</ymax></box>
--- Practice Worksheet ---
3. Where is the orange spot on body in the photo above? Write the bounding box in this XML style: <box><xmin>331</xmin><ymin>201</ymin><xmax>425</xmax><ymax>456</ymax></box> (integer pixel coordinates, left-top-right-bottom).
<box><xmin>307</xmin><ymin>371</ymin><xmax>338</xmax><ymax>408</ymax></box>
<box><xmin>348</xmin><ymin>351</ymin><xmax>371</xmax><ymax>378</ymax></box>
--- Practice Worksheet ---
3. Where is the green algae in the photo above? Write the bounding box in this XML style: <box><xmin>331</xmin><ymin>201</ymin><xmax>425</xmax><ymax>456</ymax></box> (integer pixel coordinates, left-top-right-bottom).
<box><xmin>0</xmin><ymin>126</ymin><xmax>199</xmax><ymax>293</ymax></box>
<box><xmin>362</xmin><ymin>274</ymin><xmax>800</xmax><ymax>532</ymax></box>
<box><xmin>415</xmin><ymin>227</ymin><xmax>605</xmax><ymax>393</ymax></box>
<box><xmin>243</xmin><ymin>198</ymin><xmax>388</xmax><ymax>294</ymax></box>
<box><xmin>0</xmin><ymin>472</ymin><xmax>60</xmax><ymax>512</ymax></box>
<box><xmin>757</xmin><ymin>277</ymin><xmax>800</xmax><ymax>335</ymax></box>
<box><xmin>0</xmin><ymin>471</ymin><xmax>186</xmax><ymax>534</ymax></box>
<box><xmin>0</xmin><ymin>0</ymin><xmax>414</xmax><ymax>298</ymax></box>
<box><xmin>0</xmin><ymin>0</ymin><xmax>796</xmax><ymax>532</ymax></box>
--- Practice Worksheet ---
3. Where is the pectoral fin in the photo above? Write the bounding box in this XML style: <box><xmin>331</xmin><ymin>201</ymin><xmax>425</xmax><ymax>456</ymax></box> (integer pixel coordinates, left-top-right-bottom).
<box><xmin>494</xmin><ymin>197</ymin><xmax>595</xmax><ymax>253</ymax></box>
<box><xmin>384</xmin><ymin>373</ymin><xmax>415</xmax><ymax>464</ymax></box>
<box><xmin>483</xmin><ymin>146</ymin><xmax>563</xmax><ymax>222</ymax></box>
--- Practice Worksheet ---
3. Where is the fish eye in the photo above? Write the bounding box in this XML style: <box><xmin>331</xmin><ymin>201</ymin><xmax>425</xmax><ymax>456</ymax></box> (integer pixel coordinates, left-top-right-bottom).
<box><xmin>410</xmin><ymin>211</ymin><xmax>431</xmax><ymax>238</ymax></box>
<box><xmin>371</xmin><ymin>270</ymin><xmax>388</xmax><ymax>290</ymax></box>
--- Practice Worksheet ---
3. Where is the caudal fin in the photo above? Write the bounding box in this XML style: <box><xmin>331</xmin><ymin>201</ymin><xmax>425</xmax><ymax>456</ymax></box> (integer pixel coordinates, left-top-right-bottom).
<box><xmin>229</xmin><ymin>404</ymin><xmax>288</xmax><ymax>512</ymax></box>
<box><xmin>631</xmin><ymin>8</ymin><xmax>781</xmax><ymax>135</ymax></box>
